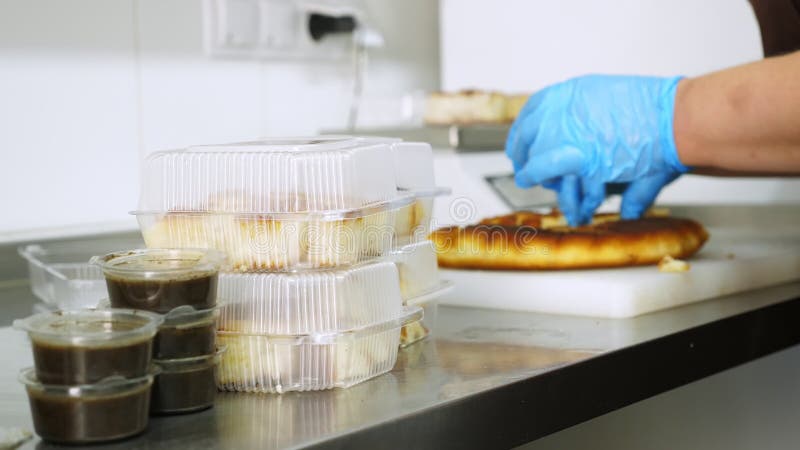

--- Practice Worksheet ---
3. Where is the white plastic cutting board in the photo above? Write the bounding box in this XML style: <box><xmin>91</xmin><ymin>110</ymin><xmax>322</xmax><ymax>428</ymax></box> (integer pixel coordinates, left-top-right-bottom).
<box><xmin>438</xmin><ymin>228</ymin><xmax>800</xmax><ymax>318</ymax></box>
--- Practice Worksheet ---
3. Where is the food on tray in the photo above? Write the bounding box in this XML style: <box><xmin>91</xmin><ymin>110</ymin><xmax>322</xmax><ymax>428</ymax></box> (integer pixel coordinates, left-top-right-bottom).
<box><xmin>505</xmin><ymin>93</ymin><xmax>530</xmax><ymax>120</ymax></box>
<box><xmin>423</xmin><ymin>90</ymin><xmax>532</xmax><ymax>125</ymax></box>
<box><xmin>658</xmin><ymin>255</ymin><xmax>691</xmax><ymax>273</ymax></box>
<box><xmin>430</xmin><ymin>209</ymin><xmax>709</xmax><ymax>270</ymax></box>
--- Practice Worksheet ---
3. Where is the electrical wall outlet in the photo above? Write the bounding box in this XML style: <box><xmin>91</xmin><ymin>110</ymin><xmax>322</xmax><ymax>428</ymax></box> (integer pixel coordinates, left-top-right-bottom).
<box><xmin>203</xmin><ymin>0</ymin><xmax>369</xmax><ymax>60</ymax></box>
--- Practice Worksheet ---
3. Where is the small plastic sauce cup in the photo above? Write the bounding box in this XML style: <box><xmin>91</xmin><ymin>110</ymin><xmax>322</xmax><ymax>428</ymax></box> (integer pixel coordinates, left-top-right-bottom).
<box><xmin>20</xmin><ymin>368</ymin><xmax>156</xmax><ymax>444</ymax></box>
<box><xmin>150</xmin><ymin>347</ymin><xmax>225</xmax><ymax>415</ymax></box>
<box><xmin>91</xmin><ymin>249</ymin><xmax>224</xmax><ymax>313</ymax></box>
<box><xmin>154</xmin><ymin>306</ymin><xmax>219</xmax><ymax>359</ymax></box>
<box><xmin>14</xmin><ymin>309</ymin><xmax>162</xmax><ymax>384</ymax></box>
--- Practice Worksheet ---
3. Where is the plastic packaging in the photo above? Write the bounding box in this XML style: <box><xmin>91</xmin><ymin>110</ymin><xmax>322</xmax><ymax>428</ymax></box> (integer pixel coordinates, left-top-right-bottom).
<box><xmin>92</xmin><ymin>249</ymin><xmax>224</xmax><ymax>313</ymax></box>
<box><xmin>150</xmin><ymin>349</ymin><xmax>224</xmax><ymax>414</ymax></box>
<box><xmin>216</xmin><ymin>306</ymin><xmax>421</xmax><ymax>393</ymax></box>
<box><xmin>14</xmin><ymin>309</ymin><xmax>163</xmax><ymax>385</ymax></box>
<box><xmin>217</xmin><ymin>260</ymin><xmax>403</xmax><ymax>335</ymax></box>
<box><xmin>393</xmin><ymin>240</ymin><xmax>444</xmax><ymax>300</ymax></box>
<box><xmin>18</xmin><ymin>238</ymin><xmax>144</xmax><ymax>310</ymax></box>
<box><xmin>400</xmin><ymin>283</ymin><xmax>452</xmax><ymax>348</ymax></box>
<box><xmin>138</xmin><ymin>137</ymin><xmax>406</xmax><ymax>214</ymax></box>
<box><xmin>132</xmin><ymin>136</ymin><xmax>449</xmax><ymax>271</ymax></box>
<box><xmin>393</xmin><ymin>191</ymin><xmax>447</xmax><ymax>245</ymax></box>
<box><xmin>154</xmin><ymin>307</ymin><xmax>219</xmax><ymax>359</ymax></box>
<box><xmin>19</xmin><ymin>368</ymin><xmax>154</xmax><ymax>444</ymax></box>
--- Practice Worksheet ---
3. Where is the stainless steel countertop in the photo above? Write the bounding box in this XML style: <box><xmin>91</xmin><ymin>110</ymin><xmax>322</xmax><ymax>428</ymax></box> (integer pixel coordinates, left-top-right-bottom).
<box><xmin>1</xmin><ymin>206</ymin><xmax>799</xmax><ymax>450</ymax></box>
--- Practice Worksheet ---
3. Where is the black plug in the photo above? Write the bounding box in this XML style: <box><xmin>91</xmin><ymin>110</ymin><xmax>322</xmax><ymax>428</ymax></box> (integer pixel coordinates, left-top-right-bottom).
<box><xmin>308</xmin><ymin>13</ymin><xmax>357</xmax><ymax>41</ymax></box>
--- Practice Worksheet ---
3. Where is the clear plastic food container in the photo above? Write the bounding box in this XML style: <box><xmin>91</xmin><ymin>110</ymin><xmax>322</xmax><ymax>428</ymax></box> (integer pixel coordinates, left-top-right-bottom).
<box><xmin>14</xmin><ymin>309</ymin><xmax>163</xmax><ymax>385</ymax></box>
<box><xmin>216</xmin><ymin>260</ymin><xmax>403</xmax><ymax>335</ymax></box>
<box><xmin>92</xmin><ymin>249</ymin><xmax>224</xmax><ymax>313</ymax></box>
<box><xmin>393</xmin><ymin>188</ymin><xmax>450</xmax><ymax>245</ymax></box>
<box><xmin>20</xmin><ymin>368</ymin><xmax>154</xmax><ymax>444</ymax></box>
<box><xmin>154</xmin><ymin>306</ymin><xmax>219</xmax><ymax>359</ymax></box>
<box><xmin>137</xmin><ymin>137</ymin><xmax>404</xmax><ymax>214</ymax></box>
<box><xmin>18</xmin><ymin>238</ymin><xmax>144</xmax><ymax>310</ymax></box>
<box><xmin>394</xmin><ymin>240</ymin><xmax>445</xmax><ymax>300</ymax></box>
<box><xmin>400</xmin><ymin>283</ymin><xmax>452</xmax><ymax>348</ymax></box>
<box><xmin>216</xmin><ymin>306</ymin><xmax>421</xmax><ymax>393</ymax></box>
<box><xmin>136</xmin><ymin>207</ymin><xmax>404</xmax><ymax>271</ymax></box>
<box><xmin>151</xmin><ymin>348</ymin><xmax>224</xmax><ymax>415</ymax></box>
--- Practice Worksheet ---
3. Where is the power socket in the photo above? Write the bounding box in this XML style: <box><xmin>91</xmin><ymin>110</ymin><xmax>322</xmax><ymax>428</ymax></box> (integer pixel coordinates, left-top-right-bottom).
<box><xmin>203</xmin><ymin>0</ymin><xmax>369</xmax><ymax>60</ymax></box>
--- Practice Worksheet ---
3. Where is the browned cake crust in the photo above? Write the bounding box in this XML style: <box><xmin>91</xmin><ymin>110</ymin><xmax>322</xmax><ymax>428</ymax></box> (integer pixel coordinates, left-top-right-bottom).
<box><xmin>430</xmin><ymin>211</ymin><xmax>709</xmax><ymax>270</ymax></box>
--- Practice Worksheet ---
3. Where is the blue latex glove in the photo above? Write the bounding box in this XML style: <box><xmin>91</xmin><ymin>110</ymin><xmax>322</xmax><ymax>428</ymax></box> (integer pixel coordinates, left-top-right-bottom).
<box><xmin>505</xmin><ymin>75</ymin><xmax>690</xmax><ymax>226</ymax></box>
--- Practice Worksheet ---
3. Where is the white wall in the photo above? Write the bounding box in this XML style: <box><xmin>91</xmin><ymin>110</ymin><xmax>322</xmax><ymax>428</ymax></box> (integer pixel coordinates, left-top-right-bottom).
<box><xmin>438</xmin><ymin>0</ymin><xmax>800</xmax><ymax>205</ymax></box>
<box><xmin>0</xmin><ymin>0</ymin><xmax>440</xmax><ymax>242</ymax></box>
<box><xmin>440</xmin><ymin>0</ymin><xmax>763</xmax><ymax>91</ymax></box>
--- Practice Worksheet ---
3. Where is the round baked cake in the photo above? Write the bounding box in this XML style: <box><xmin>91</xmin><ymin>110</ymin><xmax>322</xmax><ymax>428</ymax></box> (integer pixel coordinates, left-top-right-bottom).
<box><xmin>430</xmin><ymin>209</ymin><xmax>709</xmax><ymax>270</ymax></box>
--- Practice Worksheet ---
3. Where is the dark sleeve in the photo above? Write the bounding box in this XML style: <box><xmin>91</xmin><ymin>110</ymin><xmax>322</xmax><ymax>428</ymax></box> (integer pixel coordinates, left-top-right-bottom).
<box><xmin>748</xmin><ymin>0</ymin><xmax>800</xmax><ymax>56</ymax></box>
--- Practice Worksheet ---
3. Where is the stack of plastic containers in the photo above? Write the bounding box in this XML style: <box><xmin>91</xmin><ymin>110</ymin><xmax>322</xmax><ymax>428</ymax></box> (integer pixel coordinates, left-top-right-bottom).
<box><xmin>14</xmin><ymin>309</ymin><xmax>163</xmax><ymax>444</ymax></box>
<box><xmin>132</xmin><ymin>136</ymin><xmax>450</xmax><ymax>393</ymax></box>
<box><xmin>92</xmin><ymin>248</ymin><xmax>226</xmax><ymax>413</ymax></box>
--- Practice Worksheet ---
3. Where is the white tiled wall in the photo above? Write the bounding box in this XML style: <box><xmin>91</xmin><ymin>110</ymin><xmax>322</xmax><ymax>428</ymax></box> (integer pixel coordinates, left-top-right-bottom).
<box><xmin>0</xmin><ymin>0</ymin><xmax>440</xmax><ymax>241</ymax></box>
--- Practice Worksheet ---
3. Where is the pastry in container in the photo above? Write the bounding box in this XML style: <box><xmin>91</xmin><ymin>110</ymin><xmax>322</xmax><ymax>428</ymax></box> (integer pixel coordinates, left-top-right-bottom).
<box><xmin>92</xmin><ymin>248</ymin><xmax>224</xmax><ymax>313</ymax></box>
<box><xmin>216</xmin><ymin>306</ymin><xmax>421</xmax><ymax>394</ymax></box>
<box><xmin>393</xmin><ymin>241</ymin><xmax>454</xmax><ymax>347</ymax></box>
<box><xmin>134</xmin><ymin>137</ymin><xmax>415</xmax><ymax>271</ymax></box>
<box><xmin>391</xmin><ymin>142</ymin><xmax>449</xmax><ymax>244</ymax></box>
<box><xmin>19</xmin><ymin>368</ymin><xmax>155</xmax><ymax>444</ymax></box>
<box><xmin>14</xmin><ymin>309</ymin><xmax>162</xmax><ymax>385</ymax></box>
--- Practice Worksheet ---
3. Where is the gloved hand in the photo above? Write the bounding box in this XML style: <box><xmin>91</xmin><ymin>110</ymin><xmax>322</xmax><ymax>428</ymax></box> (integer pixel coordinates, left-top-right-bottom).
<box><xmin>505</xmin><ymin>75</ymin><xmax>690</xmax><ymax>226</ymax></box>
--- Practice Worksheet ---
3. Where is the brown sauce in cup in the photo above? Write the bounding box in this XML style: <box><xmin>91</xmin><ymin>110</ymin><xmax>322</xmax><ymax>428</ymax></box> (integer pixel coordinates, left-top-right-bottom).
<box><xmin>106</xmin><ymin>273</ymin><xmax>218</xmax><ymax>313</ymax></box>
<box><xmin>26</xmin><ymin>382</ymin><xmax>151</xmax><ymax>444</ymax></box>
<box><xmin>150</xmin><ymin>363</ymin><xmax>217</xmax><ymax>414</ymax></box>
<box><xmin>32</xmin><ymin>330</ymin><xmax>152</xmax><ymax>385</ymax></box>
<box><xmin>153</xmin><ymin>321</ymin><xmax>216</xmax><ymax>359</ymax></box>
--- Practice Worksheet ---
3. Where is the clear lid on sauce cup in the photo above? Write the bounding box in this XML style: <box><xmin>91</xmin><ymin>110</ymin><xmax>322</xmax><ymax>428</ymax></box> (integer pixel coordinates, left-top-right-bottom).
<box><xmin>90</xmin><ymin>248</ymin><xmax>224</xmax><ymax>281</ymax></box>
<box><xmin>153</xmin><ymin>346</ymin><xmax>226</xmax><ymax>372</ymax></box>
<box><xmin>13</xmin><ymin>309</ymin><xmax>163</xmax><ymax>347</ymax></box>
<box><xmin>19</xmin><ymin>367</ymin><xmax>157</xmax><ymax>395</ymax></box>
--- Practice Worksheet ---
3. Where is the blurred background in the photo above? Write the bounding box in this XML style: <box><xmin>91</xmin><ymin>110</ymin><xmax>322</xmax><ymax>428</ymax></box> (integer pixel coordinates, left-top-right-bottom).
<box><xmin>2</xmin><ymin>0</ymin><xmax>799</xmax><ymax>241</ymax></box>
<box><xmin>1</xmin><ymin>1</ymin><xmax>800</xmax><ymax>449</ymax></box>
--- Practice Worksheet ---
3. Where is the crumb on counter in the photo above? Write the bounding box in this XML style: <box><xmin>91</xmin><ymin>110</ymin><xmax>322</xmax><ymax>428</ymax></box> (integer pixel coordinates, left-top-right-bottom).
<box><xmin>658</xmin><ymin>255</ymin><xmax>690</xmax><ymax>273</ymax></box>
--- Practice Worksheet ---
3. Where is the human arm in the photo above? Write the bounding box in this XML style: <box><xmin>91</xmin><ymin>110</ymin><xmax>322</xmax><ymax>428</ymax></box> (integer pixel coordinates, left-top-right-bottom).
<box><xmin>674</xmin><ymin>51</ymin><xmax>800</xmax><ymax>173</ymax></box>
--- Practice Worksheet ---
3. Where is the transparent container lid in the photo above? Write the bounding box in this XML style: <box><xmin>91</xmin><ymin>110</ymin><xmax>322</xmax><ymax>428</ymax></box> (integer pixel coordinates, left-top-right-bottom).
<box><xmin>153</xmin><ymin>347</ymin><xmax>226</xmax><ymax>371</ymax></box>
<box><xmin>91</xmin><ymin>248</ymin><xmax>224</xmax><ymax>281</ymax></box>
<box><xmin>19</xmin><ymin>367</ymin><xmax>156</xmax><ymax>395</ymax></box>
<box><xmin>14</xmin><ymin>309</ymin><xmax>163</xmax><ymax>347</ymax></box>
<box><xmin>137</xmin><ymin>136</ymin><xmax>410</xmax><ymax>215</ymax></box>
<box><xmin>217</xmin><ymin>260</ymin><xmax>403</xmax><ymax>335</ymax></box>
